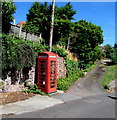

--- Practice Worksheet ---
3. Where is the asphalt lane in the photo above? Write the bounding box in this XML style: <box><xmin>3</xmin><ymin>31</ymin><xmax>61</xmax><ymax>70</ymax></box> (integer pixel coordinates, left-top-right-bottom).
<box><xmin>66</xmin><ymin>60</ymin><xmax>107</xmax><ymax>97</ymax></box>
<box><xmin>8</xmin><ymin>92</ymin><xmax>116</xmax><ymax>118</ymax></box>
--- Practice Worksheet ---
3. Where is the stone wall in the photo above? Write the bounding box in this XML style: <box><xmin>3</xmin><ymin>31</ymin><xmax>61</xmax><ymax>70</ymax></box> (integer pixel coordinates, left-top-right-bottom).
<box><xmin>57</xmin><ymin>56</ymin><xmax>66</xmax><ymax>79</ymax></box>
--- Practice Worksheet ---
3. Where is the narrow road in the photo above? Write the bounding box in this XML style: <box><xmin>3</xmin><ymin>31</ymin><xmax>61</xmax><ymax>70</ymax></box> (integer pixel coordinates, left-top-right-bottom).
<box><xmin>7</xmin><ymin>92</ymin><xmax>116</xmax><ymax>118</ymax></box>
<box><xmin>66</xmin><ymin>60</ymin><xmax>107</xmax><ymax>97</ymax></box>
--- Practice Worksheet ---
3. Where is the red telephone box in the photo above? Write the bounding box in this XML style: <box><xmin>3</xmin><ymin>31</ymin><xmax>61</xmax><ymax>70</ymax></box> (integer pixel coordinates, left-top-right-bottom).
<box><xmin>36</xmin><ymin>52</ymin><xmax>57</xmax><ymax>94</ymax></box>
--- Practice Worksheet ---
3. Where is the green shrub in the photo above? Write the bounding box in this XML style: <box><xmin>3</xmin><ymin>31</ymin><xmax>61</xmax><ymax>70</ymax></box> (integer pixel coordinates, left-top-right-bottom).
<box><xmin>101</xmin><ymin>65</ymin><xmax>116</xmax><ymax>89</ymax></box>
<box><xmin>57</xmin><ymin>59</ymin><xmax>84</xmax><ymax>91</ymax></box>
<box><xmin>99</xmin><ymin>64</ymin><xmax>106</xmax><ymax>67</ymax></box>
<box><xmin>102</xmin><ymin>68</ymin><xmax>106</xmax><ymax>71</ymax></box>
<box><xmin>22</xmin><ymin>84</ymin><xmax>45</xmax><ymax>95</ymax></box>
<box><xmin>82</xmin><ymin>64</ymin><xmax>96</xmax><ymax>72</ymax></box>
<box><xmin>0</xmin><ymin>82</ymin><xmax>4</xmax><ymax>85</ymax></box>
<box><xmin>52</xmin><ymin>46</ymin><xmax>68</xmax><ymax>58</ymax></box>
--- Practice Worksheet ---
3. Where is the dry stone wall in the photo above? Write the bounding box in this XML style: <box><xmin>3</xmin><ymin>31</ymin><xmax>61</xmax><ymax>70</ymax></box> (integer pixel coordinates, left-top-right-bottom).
<box><xmin>57</xmin><ymin>56</ymin><xmax>66</xmax><ymax>79</ymax></box>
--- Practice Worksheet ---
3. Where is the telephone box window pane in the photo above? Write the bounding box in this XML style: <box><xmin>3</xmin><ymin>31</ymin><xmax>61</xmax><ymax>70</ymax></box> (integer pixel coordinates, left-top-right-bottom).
<box><xmin>40</xmin><ymin>64</ymin><xmax>46</xmax><ymax>67</ymax></box>
<box><xmin>50</xmin><ymin>78</ymin><xmax>54</xmax><ymax>81</ymax></box>
<box><xmin>51</xmin><ymin>68</ymin><xmax>55</xmax><ymax>70</ymax></box>
<box><xmin>40</xmin><ymin>78</ymin><xmax>46</xmax><ymax>81</ymax></box>
<box><xmin>41</xmin><ymin>75</ymin><xmax>46</xmax><ymax>77</ymax></box>
<box><xmin>40</xmin><ymin>61</ymin><xmax>46</xmax><ymax>63</ymax></box>
<box><xmin>51</xmin><ymin>64</ymin><xmax>55</xmax><ymax>67</ymax></box>
<box><xmin>51</xmin><ymin>61</ymin><xmax>56</xmax><ymax>63</ymax></box>
<box><xmin>41</xmin><ymin>68</ymin><xmax>45</xmax><ymax>70</ymax></box>
<box><xmin>40</xmin><ymin>85</ymin><xmax>45</xmax><ymax>88</ymax></box>
<box><xmin>51</xmin><ymin>82</ymin><xmax>55</xmax><ymax>84</ymax></box>
<box><xmin>51</xmin><ymin>75</ymin><xmax>55</xmax><ymax>77</ymax></box>
<box><xmin>40</xmin><ymin>81</ymin><xmax>46</xmax><ymax>85</ymax></box>
<box><xmin>51</xmin><ymin>71</ymin><xmax>55</xmax><ymax>74</ymax></box>
<box><xmin>41</xmin><ymin>71</ymin><xmax>46</xmax><ymax>74</ymax></box>
<box><xmin>50</xmin><ymin>85</ymin><xmax>55</xmax><ymax>88</ymax></box>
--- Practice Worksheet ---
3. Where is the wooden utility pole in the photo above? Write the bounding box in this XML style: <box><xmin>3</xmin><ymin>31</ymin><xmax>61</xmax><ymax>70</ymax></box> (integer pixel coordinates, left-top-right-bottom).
<box><xmin>13</xmin><ymin>19</ymin><xmax>16</xmax><ymax>37</ymax></box>
<box><xmin>49</xmin><ymin>0</ymin><xmax>55</xmax><ymax>52</ymax></box>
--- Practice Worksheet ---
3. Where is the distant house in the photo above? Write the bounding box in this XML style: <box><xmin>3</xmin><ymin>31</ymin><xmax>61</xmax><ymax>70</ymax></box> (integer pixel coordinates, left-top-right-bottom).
<box><xmin>17</xmin><ymin>21</ymin><xmax>26</xmax><ymax>27</ymax></box>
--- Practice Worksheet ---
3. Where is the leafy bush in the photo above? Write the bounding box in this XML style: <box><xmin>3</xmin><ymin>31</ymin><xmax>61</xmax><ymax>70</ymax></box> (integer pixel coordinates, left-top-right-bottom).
<box><xmin>57</xmin><ymin>59</ymin><xmax>84</xmax><ymax>91</ymax></box>
<box><xmin>101</xmin><ymin>65</ymin><xmax>116</xmax><ymax>89</ymax></box>
<box><xmin>110</xmin><ymin>52</ymin><xmax>117</xmax><ymax>64</ymax></box>
<box><xmin>2</xmin><ymin>34</ymin><xmax>68</xmax><ymax>72</ymax></box>
<box><xmin>0</xmin><ymin>82</ymin><xmax>4</xmax><ymax>85</ymax></box>
<box><xmin>22</xmin><ymin>84</ymin><xmax>45</xmax><ymax>95</ymax></box>
<box><xmin>65</xmin><ymin>59</ymin><xmax>84</xmax><ymax>77</ymax></box>
<box><xmin>57</xmin><ymin>73</ymin><xmax>80</xmax><ymax>91</ymax></box>
<box><xmin>52</xmin><ymin>46</ymin><xmax>68</xmax><ymax>58</ymax></box>
<box><xmin>102</xmin><ymin>68</ymin><xmax>106</xmax><ymax>71</ymax></box>
<box><xmin>82</xmin><ymin>64</ymin><xmax>96</xmax><ymax>72</ymax></box>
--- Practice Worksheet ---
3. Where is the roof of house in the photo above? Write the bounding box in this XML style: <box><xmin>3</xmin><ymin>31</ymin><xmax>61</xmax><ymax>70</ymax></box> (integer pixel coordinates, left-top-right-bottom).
<box><xmin>17</xmin><ymin>21</ymin><xmax>26</xmax><ymax>27</ymax></box>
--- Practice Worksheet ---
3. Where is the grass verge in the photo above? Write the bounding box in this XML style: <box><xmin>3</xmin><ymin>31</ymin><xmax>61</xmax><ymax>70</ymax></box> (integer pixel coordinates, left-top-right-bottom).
<box><xmin>82</xmin><ymin>64</ymin><xmax>96</xmax><ymax>73</ymax></box>
<box><xmin>101</xmin><ymin>65</ymin><xmax>117</xmax><ymax>89</ymax></box>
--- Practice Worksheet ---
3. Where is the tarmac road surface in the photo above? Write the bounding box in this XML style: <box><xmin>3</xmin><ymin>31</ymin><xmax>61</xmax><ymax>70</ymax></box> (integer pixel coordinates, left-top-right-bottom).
<box><xmin>6</xmin><ymin>92</ymin><xmax>116</xmax><ymax>118</ymax></box>
<box><xmin>66</xmin><ymin>60</ymin><xmax>107</xmax><ymax>97</ymax></box>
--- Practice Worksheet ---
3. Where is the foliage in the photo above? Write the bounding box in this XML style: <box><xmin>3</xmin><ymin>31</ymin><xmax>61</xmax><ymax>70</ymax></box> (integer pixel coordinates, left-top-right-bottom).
<box><xmin>103</xmin><ymin>44</ymin><xmax>113</xmax><ymax>58</ymax></box>
<box><xmin>22</xmin><ymin>84</ymin><xmax>45</xmax><ymax>95</ymax></box>
<box><xmin>82</xmin><ymin>64</ymin><xmax>96</xmax><ymax>72</ymax></box>
<box><xmin>99</xmin><ymin>64</ymin><xmax>106</xmax><ymax>67</ymax></box>
<box><xmin>65</xmin><ymin>59</ymin><xmax>84</xmax><ymax>77</ymax></box>
<box><xmin>101</xmin><ymin>65</ymin><xmax>116</xmax><ymax>89</ymax></box>
<box><xmin>23</xmin><ymin>2</ymin><xmax>104</xmax><ymax>69</ymax></box>
<box><xmin>2</xmin><ymin>34</ymin><xmax>35</xmax><ymax>71</ymax></box>
<box><xmin>110</xmin><ymin>44</ymin><xmax>117</xmax><ymax>64</ymax></box>
<box><xmin>110</xmin><ymin>52</ymin><xmax>117</xmax><ymax>64</ymax></box>
<box><xmin>70</xmin><ymin>20</ymin><xmax>103</xmax><ymax>67</ymax></box>
<box><xmin>102</xmin><ymin>44</ymin><xmax>117</xmax><ymax>65</ymax></box>
<box><xmin>57</xmin><ymin>59</ymin><xmax>84</xmax><ymax>91</ymax></box>
<box><xmin>24</xmin><ymin>2</ymin><xmax>76</xmax><ymax>45</ymax></box>
<box><xmin>102</xmin><ymin>68</ymin><xmax>106</xmax><ymax>71</ymax></box>
<box><xmin>52</xmin><ymin>46</ymin><xmax>68</xmax><ymax>58</ymax></box>
<box><xmin>2</xmin><ymin>34</ymin><xmax>48</xmax><ymax>82</ymax></box>
<box><xmin>1</xmin><ymin>1</ymin><xmax>16</xmax><ymax>33</ymax></box>
<box><xmin>53</xmin><ymin>3</ymin><xmax>76</xmax><ymax>45</ymax></box>
<box><xmin>2</xmin><ymin>34</ymin><xmax>70</xmax><ymax>82</ymax></box>
<box><xmin>0</xmin><ymin>82</ymin><xmax>4</xmax><ymax>85</ymax></box>
<box><xmin>93</xmin><ymin>46</ymin><xmax>106</xmax><ymax>60</ymax></box>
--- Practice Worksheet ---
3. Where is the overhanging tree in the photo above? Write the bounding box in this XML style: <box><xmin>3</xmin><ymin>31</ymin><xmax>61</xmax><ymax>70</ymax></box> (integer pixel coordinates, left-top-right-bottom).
<box><xmin>1</xmin><ymin>1</ymin><xmax>16</xmax><ymax>33</ymax></box>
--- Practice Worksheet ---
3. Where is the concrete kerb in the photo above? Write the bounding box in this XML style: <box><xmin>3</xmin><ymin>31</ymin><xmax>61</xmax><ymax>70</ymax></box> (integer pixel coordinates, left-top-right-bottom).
<box><xmin>0</xmin><ymin>94</ymin><xmax>64</xmax><ymax>116</ymax></box>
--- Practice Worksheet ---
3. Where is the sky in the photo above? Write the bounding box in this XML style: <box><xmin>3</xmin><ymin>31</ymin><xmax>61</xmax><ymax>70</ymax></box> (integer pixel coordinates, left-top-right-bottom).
<box><xmin>13</xmin><ymin>1</ymin><xmax>116</xmax><ymax>46</ymax></box>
